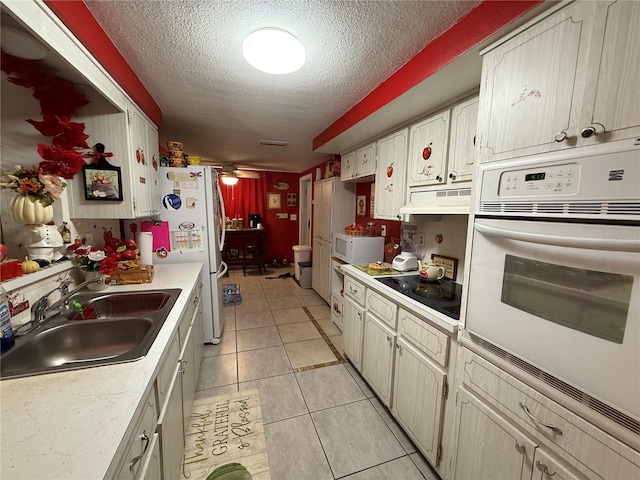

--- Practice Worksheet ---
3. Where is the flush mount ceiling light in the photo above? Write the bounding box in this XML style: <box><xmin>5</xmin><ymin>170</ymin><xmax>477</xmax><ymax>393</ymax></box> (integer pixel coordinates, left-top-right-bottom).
<box><xmin>220</xmin><ymin>175</ymin><xmax>239</xmax><ymax>186</ymax></box>
<box><xmin>242</xmin><ymin>28</ymin><xmax>305</xmax><ymax>75</ymax></box>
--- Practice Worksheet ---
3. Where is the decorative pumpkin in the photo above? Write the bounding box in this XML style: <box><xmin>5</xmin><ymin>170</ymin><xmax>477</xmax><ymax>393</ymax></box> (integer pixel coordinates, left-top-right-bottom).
<box><xmin>10</xmin><ymin>194</ymin><xmax>53</xmax><ymax>225</ymax></box>
<box><xmin>21</xmin><ymin>257</ymin><xmax>40</xmax><ymax>274</ymax></box>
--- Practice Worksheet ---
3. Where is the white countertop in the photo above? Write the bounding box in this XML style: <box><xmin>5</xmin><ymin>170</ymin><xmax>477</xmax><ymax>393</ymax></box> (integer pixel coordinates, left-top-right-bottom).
<box><xmin>341</xmin><ymin>264</ymin><xmax>460</xmax><ymax>335</ymax></box>
<box><xmin>0</xmin><ymin>263</ymin><xmax>203</xmax><ymax>480</ymax></box>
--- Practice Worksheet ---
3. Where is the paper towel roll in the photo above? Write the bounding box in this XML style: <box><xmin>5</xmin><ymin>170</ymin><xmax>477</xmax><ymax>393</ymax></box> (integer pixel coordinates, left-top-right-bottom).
<box><xmin>137</xmin><ymin>232</ymin><xmax>153</xmax><ymax>265</ymax></box>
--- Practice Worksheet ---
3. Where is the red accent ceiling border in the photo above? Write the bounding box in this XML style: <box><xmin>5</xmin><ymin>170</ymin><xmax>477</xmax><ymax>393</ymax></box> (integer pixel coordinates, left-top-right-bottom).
<box><xmin>313</xmin><ymin>0</ymin><xmax>543</xmax><ymax>151</ymax></box>
<box><xmin>43</xmin><ymin>0</ymin><xmax>162</xmax><ymax>127</ymax></box>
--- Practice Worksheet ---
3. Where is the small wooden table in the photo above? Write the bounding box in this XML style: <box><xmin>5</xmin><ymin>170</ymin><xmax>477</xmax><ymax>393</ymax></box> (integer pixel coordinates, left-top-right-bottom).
<box><xmin>223</xmin><ymin>228</ymin><xmax>265</xmax><ymax>274</ymax></box>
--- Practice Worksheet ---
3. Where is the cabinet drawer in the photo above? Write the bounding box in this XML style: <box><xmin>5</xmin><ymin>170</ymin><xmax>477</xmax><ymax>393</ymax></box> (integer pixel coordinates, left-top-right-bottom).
<box><xmin>344</xmin><ymin>276</ymin><xmax>365</xmax><ymax>306</ymax></box>
<box><xmin>461</xmin><ymin>348</ymin><xmax>640</xmax><ymax>480</ymax></box>
<box><xmin>398</xmin><ymin>308</ymin><xmax>449</xmax><ymax>368</ymax></box>
<box><xmin>115</xmin><ymin>389</ymin><xmax>157</xmax><ymax>479</ymax></box>
<box><xmin>366</xmin><ymin>289</ymin><xmax>397</xmax><ymax>329</ymax></box>
<box><xmin>155</xmin><ymin>334</ymin><xmax>179</xmax><ymax>413</ymax></box>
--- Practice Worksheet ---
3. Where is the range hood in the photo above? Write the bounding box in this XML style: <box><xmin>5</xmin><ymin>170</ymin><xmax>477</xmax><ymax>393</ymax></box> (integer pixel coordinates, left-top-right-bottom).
<box><xmin>399</xmin><ymin>186</ymin><xmax>472</xmax><ymax>215</ymax></box>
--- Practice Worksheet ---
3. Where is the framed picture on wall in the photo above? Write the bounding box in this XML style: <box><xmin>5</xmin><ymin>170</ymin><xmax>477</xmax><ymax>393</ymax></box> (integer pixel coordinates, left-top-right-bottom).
<box><xmin>357</xmin><ymin>195</ymin><xmax>367</xmax><ymax>216</ymax></box>
<box><xmin>268</xmin><ymin>192</ymin><xmax>281</xmax><ymax>209</ymax></box>
<box><xmin>82</xmin><ymin>164</ymin><xmax>123</xmax><ymax>201</ymax></box>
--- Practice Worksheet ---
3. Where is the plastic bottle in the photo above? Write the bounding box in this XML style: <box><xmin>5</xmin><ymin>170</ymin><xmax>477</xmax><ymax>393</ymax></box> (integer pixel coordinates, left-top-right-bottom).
<box><xmin>1</xmin><ymin>293</ymin><xmax>15</xmax><ymax>353</ymax></box>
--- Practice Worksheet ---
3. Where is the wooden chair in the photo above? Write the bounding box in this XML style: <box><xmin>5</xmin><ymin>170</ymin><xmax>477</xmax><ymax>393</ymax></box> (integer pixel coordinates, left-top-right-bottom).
<box><xmin>242</xmin><ymin>244</ymin><xmax>264</xmax><ymax>276</ymax></box>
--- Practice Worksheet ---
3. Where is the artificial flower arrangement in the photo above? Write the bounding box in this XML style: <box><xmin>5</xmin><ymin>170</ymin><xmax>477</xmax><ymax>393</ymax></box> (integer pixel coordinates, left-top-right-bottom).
<box><xmin>67</xmin><ymin>231</ymin><xmax>140</xmax><ymax>276</ymax></box>
<box><xmin>0</xmin><ymin>166</ymin><xmax>66</xmax><ymax>207</ymax></box>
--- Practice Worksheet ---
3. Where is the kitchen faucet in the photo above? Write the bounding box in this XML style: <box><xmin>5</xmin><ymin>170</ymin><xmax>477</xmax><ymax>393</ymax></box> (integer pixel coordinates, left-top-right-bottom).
<box><xmin>15</xmin><ymin>276</ymin><xmax>109</xmax><ymax>336</ymax></box>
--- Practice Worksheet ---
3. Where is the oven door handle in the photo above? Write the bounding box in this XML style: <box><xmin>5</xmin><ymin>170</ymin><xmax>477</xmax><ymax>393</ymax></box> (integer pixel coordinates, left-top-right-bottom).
<box><xmin>475</xmin><ymin>222</ymin><xmax>640</xmax><ymax>252</ymax></box>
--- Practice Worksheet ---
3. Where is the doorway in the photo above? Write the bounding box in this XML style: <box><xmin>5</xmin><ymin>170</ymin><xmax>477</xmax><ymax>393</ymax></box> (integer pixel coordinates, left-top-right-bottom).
<box><xmin>298</xmin><ymin>173</ymin><xmax>312</xmax><ymax>245</ymax></box>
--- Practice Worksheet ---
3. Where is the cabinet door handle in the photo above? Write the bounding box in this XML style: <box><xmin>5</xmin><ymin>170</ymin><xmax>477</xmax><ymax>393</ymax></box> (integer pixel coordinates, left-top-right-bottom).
<box><xmin>435</xmin><ymin>174</ymin><xmax>444</xmax><ymax>183</ymax></box>
<box><xmin>514</xmin><ymin>441</ymin><xmax>526</xmax><ymax>455</ymax></box>
<box><xmin>448</xmin><ymin>172</ymin><xmax>457</xmax><ymax>181</ymax></box>
<box><xmin>386</xmin><ymin>335</ymin><xmax>391</xmax><ymax>342</ymax></box>
<box><xmin>129</xmin><ymin>431</ymin><xmax>150</xmax><ymax>472</ymax></box>
<box><xmin>580</xmin><ymin>123</ymin><xmax>605</xmax><ymax>138</ymax></box>
<box><xmin>554</xmin><ymin>130</ymin><xmax>568</xmax><ymax>142</ymax></box>
<box><xmin>519</xmin><ymin>402</ymin><xmax>563</xmax><ymax>435</ymax></box>
<box><xmin>535</xmin><ymin>460</ymin><xmax>554</xmax><ymax>476</ymax></box>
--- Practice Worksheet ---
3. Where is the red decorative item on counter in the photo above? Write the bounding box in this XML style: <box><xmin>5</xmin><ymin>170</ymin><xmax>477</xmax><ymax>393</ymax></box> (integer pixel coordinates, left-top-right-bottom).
<box><xmin>0</xmin><ymin>260</ymin><xmax>24</xmax><ymax>281</ymax></box>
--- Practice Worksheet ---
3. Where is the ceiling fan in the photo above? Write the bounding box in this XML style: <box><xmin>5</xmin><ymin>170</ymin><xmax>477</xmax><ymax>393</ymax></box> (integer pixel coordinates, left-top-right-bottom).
<box><xmin>206</xmin><ymin>163</ymin><xmax>262</xmax><ymax>185</ymax></box>
<box><xmin>218</xmin><ymin>164</ymin><xmax>262</xmax><ymax>179</ymax></box>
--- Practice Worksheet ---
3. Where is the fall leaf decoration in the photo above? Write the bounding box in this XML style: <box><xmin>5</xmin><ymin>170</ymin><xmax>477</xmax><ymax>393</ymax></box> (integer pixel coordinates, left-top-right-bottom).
<box><xmin>1</xmin><ymin>50</ymin><xmax>90</xmax><ymax>179</ymax></box>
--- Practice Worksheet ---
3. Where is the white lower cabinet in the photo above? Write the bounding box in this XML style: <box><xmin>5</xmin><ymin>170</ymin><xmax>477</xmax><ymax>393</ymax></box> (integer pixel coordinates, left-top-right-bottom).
<box><xmin>453</xmin><ymin>387</ymin><xmax>537</xmax><ymax>480</ymax></box>
<box><xmin>454</xmin><ymin>387</ymin><xmax>583</xmax><ymax>480</ymax></box>
<box><xmin>451</xmin><ymin>347</ymin><xmax>640</xmax><ymax>480</ymax></box>
<box><xmin>392</xmin><ymin>337</ymin><xmax>446</xmax><ymax>467</ymax></box>
<box><xmin>343</xmin><ymin>271</ymin><xmax>457</xmax><ymax>478</ymax></box>
<box><xmin>140</xmin><ymin>433</ymin><xmax>161</xmax><ymax>480</ymax></box>
<box><xmin>156</xmin><ymin>284</ymin><xmax>203</xmax><ymax>479</ymax></box>
<box><xmin>342</xmin><ymin>297</ymin><xmax>365</xmax><ymax>371</ymax></box>
<box><xmin>362</xmin><ymin>313</ymin><xmax>396</xmax><ymax>406</ymax></box>
<box><xmin>115</xmin><ymin>389</ymin><xmax>158</xmax><ymax>479</ymax></box>
<box><xmin>158</xmin><ymin>365</ymin><xmax>184</xmax><ymax>479</ymax></box>
<box><xmin>114</xmin><ymin>280</ymin><xmax>204</xmax><ymax>480</ymax></box>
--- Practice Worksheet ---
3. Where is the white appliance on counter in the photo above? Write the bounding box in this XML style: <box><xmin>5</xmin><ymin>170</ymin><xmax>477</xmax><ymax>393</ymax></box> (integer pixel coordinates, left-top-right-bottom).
<box><xmin>332</xmin><ymin>233</ymin><xmax>384</xmax><ymax>264</ymax></box>
<box><xmin>391</xmin><ymin>251</ymin><xmax>418</xmax><ymax>271</ymax></box>
<box><xmin>156</xmin><ymin>166</ymin><xmax>227</xmax><ymax>344</ymax></box>
<box><xmin>465</xmin><ymin>140</ymin><xmax>640</xmax><ymax>435</ymax></box>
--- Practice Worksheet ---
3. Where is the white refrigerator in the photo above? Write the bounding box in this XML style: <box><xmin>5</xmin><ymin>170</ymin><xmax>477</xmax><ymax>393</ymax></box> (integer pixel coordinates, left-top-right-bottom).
<box><xmin>157</xmin><ymin>166</ymin><xmax>227</xmax><ymax>344</ymax></box>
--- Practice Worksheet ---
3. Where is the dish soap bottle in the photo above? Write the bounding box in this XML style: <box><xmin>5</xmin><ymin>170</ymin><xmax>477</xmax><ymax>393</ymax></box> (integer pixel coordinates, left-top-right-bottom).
<box><xmin>1</xmin><ymin>293</ymin><xmax>15</xmax><ymax>353</ymax></box>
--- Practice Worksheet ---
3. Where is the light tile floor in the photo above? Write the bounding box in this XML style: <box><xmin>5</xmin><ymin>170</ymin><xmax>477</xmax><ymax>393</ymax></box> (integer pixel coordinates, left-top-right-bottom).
<box><xmin>195</xmin><ymin>267</ymin><xmax>440</xmax><ymax>480</ymax></box>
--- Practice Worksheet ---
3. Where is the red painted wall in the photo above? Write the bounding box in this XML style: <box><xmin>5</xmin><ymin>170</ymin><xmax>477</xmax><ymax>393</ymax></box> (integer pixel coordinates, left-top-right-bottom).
<box><xmin>354</xmin><ymin>182</ymin><xmax>401</xmax><ymax>246</ymax></box>
<box><xmin>261</xmin><ymin>172</ymin><xmax>301</xmax><ymax>264</ymax></box>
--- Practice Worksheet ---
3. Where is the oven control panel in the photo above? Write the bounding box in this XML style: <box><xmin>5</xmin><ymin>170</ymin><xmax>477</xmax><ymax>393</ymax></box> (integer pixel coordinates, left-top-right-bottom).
<box><xmin>498</xmin><ymin>162</ymin><xmax>580</xmax><ymax>196</ymax></box>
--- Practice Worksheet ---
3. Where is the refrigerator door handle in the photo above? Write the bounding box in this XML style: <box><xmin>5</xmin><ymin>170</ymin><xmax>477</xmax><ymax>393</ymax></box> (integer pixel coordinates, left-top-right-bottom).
<box><xmin>217</xmin><ymin>180</ymin><xmax>226</xmax><ymax>252</ymax></box>
<box><xmin>217</xmin><ymin>261</ymin><xmax>228</xmax><ymax>279</ymax></box>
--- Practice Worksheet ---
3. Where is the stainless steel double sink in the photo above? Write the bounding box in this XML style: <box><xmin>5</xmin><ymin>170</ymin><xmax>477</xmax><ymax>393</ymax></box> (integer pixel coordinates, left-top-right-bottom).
<box><xmin>1</xmin><ymin>289</ymin><xmax>181</xmax><ymax>380</ymax></box>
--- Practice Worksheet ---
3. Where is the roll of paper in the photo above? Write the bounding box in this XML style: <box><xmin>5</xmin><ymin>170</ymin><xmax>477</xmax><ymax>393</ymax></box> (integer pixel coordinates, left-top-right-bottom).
<box><xmin>137</xmin><ymin>232</ymin><xmax>153</xmax><ymax>265</ymax></box>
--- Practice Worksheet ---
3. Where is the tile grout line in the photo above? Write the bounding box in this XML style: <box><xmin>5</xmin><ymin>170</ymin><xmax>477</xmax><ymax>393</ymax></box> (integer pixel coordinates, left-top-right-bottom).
<box><xmin>303</xmin><ymin>306</ymin><xmax>346</xmax><ymax>365</ymax></box>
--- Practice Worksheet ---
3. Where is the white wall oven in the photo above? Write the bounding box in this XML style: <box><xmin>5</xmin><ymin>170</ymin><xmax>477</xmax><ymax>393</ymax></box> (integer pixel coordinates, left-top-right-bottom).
<box><xmin>465</xmin><ymin>139</ymin><xmax>640</xmax><ymax>442</ymax></box>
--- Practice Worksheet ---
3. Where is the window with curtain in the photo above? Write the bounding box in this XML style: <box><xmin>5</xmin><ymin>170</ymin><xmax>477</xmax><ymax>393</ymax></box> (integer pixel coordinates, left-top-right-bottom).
<box><xmin>219</xmin><ymin>176</ymin><xmax>267</xmax><ymax>227</ymax></box>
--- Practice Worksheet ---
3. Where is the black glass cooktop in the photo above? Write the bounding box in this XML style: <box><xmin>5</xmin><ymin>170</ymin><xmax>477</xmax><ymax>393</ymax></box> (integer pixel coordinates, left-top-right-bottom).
<box><xmin>375</xmin><ymin>275</ymin><xmax>462</xmax><ymax>320</ymax></box>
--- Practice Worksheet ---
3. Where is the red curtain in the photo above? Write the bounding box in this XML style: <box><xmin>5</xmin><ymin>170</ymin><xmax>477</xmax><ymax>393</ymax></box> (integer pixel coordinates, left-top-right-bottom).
<box><xmin>219</xmin><ymin>176</ymin><xmax>267</xmax><ymax>226</ymax></box>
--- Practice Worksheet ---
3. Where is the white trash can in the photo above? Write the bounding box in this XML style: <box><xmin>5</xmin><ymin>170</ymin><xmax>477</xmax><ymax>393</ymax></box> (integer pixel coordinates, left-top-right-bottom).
<box><xmin>292</xmin><ymin>245</ymin><xmax>312</xmax><ymax>281</ymax></box>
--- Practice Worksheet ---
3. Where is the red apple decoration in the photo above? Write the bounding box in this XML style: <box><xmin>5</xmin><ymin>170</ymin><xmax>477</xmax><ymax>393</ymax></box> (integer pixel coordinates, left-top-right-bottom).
<box><xmin>0</xmin><ymin>244</ymin><xmax>7</xmax><ymax>262</ymax></box>
<box><xmin>422</xmin><ymin>143</ymin><xmax>432</xmax><ymax>160</ymax></box>
<box><xmin>386</xmin><ymin>163</ymin><xmax>394</xmax><ymax>177</ymax></box>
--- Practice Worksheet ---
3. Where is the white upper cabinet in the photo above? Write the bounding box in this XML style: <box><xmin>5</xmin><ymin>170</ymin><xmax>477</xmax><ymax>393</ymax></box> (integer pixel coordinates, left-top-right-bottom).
<box><xmin>128</xmin><ymin>101</ymin><xmax>160</xmax><ymax>217</ymax></box>
<box><xmin>477</xmin><ymin>0</ymin><xmax>640</xmax><ymax>163</ymax></box>
<box><xmin>341</xmin><ymin>143</ymin><xmax>376</xmax><ymax>181</ymax></box>
<box><xmin>68</xmin><ymin>98</ymin><xmax>160</xmax><ymax>219</ymax></box>
<box><xmin>447</xmin><ymin>95</ymin><xmax>478</xmax><ymax>184</ymax></box>
<box><xmin>340</xmin><ymin>150</ymin><xmax>356</xmax><ymax>181</ymax></box>
<box><xmin>374</xmin><ymin>128</ymin><xmax>408</xmax><ymax>220</ymax></box>
<box><xmin>407</xmin><ymin>109</ymin><xmax>451</xmax><ymax>187</ymax></box>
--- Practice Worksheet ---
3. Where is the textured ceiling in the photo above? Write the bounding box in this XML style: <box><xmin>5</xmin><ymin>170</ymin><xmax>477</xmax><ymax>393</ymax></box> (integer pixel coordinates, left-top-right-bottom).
<box><xmin>84</xmin><ymin>0</ymin><xmax>482</xmax><ymax>173</ymax></box>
